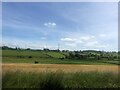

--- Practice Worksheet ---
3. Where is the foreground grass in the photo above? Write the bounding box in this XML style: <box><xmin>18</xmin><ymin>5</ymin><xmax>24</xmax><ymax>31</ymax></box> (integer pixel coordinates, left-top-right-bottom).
<box><xmin>2</xmin><ymin>71</ymin><xmax>120</xmax><ymax>89</ymax></box>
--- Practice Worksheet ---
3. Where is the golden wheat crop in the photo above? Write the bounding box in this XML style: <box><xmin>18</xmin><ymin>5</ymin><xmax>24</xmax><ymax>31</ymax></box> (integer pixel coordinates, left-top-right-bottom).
<box><xmin>2</xmin><ymin>63</ymin><xmax>119</xmax><ymax>74</ymax></box>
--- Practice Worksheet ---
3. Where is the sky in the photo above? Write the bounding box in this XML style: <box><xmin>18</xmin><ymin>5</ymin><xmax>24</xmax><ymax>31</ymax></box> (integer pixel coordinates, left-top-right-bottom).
<box><xmin>2</xmin><ymin>2</ymin><xmax>118</xmax><ymax>51</ymax></box>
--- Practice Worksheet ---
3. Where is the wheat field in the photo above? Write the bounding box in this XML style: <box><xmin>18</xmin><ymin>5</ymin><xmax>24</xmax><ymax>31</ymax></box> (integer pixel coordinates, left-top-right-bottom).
<box><xmin>2</xmin><ymin>63</ymin><xmax>119</xmax><ymax>74</ymax></box>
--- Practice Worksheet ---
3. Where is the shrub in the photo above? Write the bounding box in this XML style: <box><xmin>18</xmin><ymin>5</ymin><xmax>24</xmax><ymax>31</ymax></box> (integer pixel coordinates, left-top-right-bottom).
<box><xmin>34</xmin><ymin>61</ymin><xmax>38</xmax><ymax>64</ymax></box>
<box><xmin>28</xmin><ymin>56</ymin><xmax>32</xmax><ymax>58</ymax></box>
<box><xmin>17</xmin><ymin>56</ymin><xmax>24</xmax><ymax>58</ymax></box>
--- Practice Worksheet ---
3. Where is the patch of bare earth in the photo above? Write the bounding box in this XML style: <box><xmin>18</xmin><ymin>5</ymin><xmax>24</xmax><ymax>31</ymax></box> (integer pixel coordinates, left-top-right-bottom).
<box><xmin>2</xmin><ymin>63</ymin><xmax>119</xmax><ymax>74</ymax></box>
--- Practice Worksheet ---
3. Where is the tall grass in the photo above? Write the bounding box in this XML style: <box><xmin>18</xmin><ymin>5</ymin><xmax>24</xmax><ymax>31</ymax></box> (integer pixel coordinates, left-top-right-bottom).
<box><xmin>2</xmin><ymin>71</ymin><xmax>120</xmax><ymax>89</ymax></box>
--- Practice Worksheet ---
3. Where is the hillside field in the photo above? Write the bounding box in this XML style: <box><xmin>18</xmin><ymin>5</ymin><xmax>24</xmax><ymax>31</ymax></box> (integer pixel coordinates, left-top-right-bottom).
<box><xmin>2</xmin><ymin>50</ymin><xmax>119</xmax><ymax>65</ymax></box>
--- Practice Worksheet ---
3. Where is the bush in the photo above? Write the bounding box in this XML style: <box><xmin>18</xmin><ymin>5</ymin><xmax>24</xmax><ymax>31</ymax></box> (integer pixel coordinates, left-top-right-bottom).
<box><xmin>34</xmin><ymin>61</ymin><xmax>39</xmax><ymax>64</ymax></box>
<box><xmin>59</xmin><ymin>57</ymin><xmax>64</xmax><ymax>60</ymax></box>
<box><xmin>17</xmin><ymin>56</ymin><xmax>24</xmax><ymax>58</ymax></box>
<box><xmin>28</xmin><ymin>56</ymin><xmax>32</xmax><ymax>58</ymax></box>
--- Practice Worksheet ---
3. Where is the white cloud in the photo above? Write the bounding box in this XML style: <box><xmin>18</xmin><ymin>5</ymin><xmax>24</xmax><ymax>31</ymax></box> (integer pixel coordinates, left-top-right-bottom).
<box><xmin>80</xmin><ymin>37</ymin><xmax>90</xmax><ymax>41</ymax></box>
<box><xmin>41</xmin><ymin>37</ymin><xmax>46</xmax><ymax>40</ymax></box>
<box><xmin>80</xmin><ymin>36</ymin><xmax>95</xmax><ymax>41</ymax></box>
<box><xmin>65</xmin><ymin>43</ymin><xmax>77</xmax><ymax>47</ymax></box>
<box><xmin>99</xmin><ymin>34</ymin><xmax>106</xmax><ymax>37</ymax></box>
<box><xmin>85</xmin><ymin>41</ymin><xmax>109</xmax><ymax>49</ymax></box>
<box><xmin>85</xmin><ymin>41</ymin><xmax>98</xmax><ymax>46</ymax></box>
<box><xmin>60</xmin><ymin>34</ymin><xmax>114</xmax><ymax>51</ymax></box>
<box><xmin>44</xmin><ymin>22</ymin><xmax>56</xmax><ymax>28</ymax></box>
<box><xmin>61</xmin><ymin>38</ymin><xmax>77</xmax><ymax>42</ymax></box>
<box><xmin>3</xmin><ymin>37</ymin><xmax>46</xmax><ymax>49</ymax></box>
<box><xmin>61</xmin><ymin>36</ymin><xmax>96</xmax><ymax>46</ymax></box>
<box><xmin>76</xmin><ymin>40</ymin><xmax>84</xmax><ymax>44</ymax></box>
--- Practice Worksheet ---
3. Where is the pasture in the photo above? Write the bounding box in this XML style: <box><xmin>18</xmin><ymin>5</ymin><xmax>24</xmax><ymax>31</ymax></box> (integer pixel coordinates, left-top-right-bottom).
<box><xmin>2</xmin><ymin>50</ymin><xmax>119</xmax><ymax>65</ymax></box>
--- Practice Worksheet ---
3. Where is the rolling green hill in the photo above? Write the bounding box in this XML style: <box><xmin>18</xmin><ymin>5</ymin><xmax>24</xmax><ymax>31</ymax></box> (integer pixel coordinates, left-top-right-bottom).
<box><xmin>2</xmin><ymin>50</ymin><xmax>49</xmax><ymax>58</ymax></box>
<box><xmin>2</xmin><ymin>49</ymin><xmax>119</xmax><ymax>65</ymax></box>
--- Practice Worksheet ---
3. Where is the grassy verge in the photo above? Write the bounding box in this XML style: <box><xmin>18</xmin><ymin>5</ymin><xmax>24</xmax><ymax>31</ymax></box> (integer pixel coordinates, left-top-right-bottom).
<box><xmin>2</xmin><ymin>70</ymin><xmax>120</xmax><ymax>89</ymax></box>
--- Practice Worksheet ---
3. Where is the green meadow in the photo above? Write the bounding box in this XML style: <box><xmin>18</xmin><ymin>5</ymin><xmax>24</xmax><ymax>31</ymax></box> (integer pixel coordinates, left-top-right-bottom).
<box><xmin>2</xmin><ymin>50</ymin><xmax>119</xmax><ymax>65</ymax></box>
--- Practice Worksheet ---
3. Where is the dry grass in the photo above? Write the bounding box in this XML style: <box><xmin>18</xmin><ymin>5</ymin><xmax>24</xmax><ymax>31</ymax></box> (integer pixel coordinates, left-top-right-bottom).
<box><xmin>2</xmin><ymin>63</ymin><xmax>119</xmax><ymax>74</ymax></box>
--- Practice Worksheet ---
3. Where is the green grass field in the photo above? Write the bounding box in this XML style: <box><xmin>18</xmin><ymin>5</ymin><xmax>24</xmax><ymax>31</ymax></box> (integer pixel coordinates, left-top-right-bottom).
<box><xmin>2</xmin><ymin>50</ymin><xmax>119</xmax><ymax>65</ymax></box>
<box><xmin>2</xmin><ymin>50</ymin><xmax>49</xmax><ymax>58</ymax></box>
<box><xmin>3</xmin><ymin>57</ymin><xmax>119</xmax><ymax>65</ymax></box>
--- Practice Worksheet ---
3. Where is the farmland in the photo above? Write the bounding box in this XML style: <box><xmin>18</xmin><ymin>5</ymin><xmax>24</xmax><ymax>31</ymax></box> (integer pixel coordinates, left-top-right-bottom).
<box><xmin>3</xmin><ymin>63</ymin><xmax>119</xmax><ymax>73</ymax></box>
<box><xmin>2</xmin><ymin>47</ymin><xmax>120</xmax><ymax>89</ymax></box>
<box><xmin>2</xmin><ymin>2</ymin><xmax>120</xmax><ymax>89</ymax></box>
<box><xmin>2</xmin><ymin>49</ymin><xmax>119</xmax><ymax>65</ymax></box>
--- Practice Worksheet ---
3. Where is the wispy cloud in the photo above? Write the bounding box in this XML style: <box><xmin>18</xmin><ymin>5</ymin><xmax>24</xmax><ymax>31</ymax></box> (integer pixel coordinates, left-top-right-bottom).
<box><xmin>80</xmin><ymin>36</ymin><xmax>95</xmax><ymax>41</ymax></box>
<box><xmin>40</xmin><ymin>37</ymin><xmax>46</xmax><ymax>40</ymax></box>
<box><xmin>3</xmin><ymin>37</ymin><xmax>58</xmax><ymax>50</ymax></box>
<box><xmin>84</xmin><ymin>41</ymin><xmax>109</xmax><ymax>48</ymax></box>
<box><xmin>99</xmin><ymin>34</ymin><xmax>106</xmax><ymax>37</ymax></box>
<box><xmin>44</xmin><ymin>22</ymin><xmax>56</xmax><ymax>28</ymax></box>
<box><xmin>65</xmin><ymin>43</ymin><xmax>77</xmax><ymax>47</ymax></box>
<box><xmin>2</xmin><ymin>2</ymin><xmax>117</xmax><ymax>51</ymax></box>
<box><xmin>60</xmin><ymin>33</ymin><xmax>114</xmax><ymax>51</ymax></box>
<box><xmin>61</xmin><ymin>38</ymin><xmax>77</xmax><ymax>42</ymax></box>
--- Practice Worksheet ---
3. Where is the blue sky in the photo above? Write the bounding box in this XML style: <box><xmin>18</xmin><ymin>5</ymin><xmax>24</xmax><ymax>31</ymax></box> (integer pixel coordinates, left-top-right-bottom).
<box><xmin>2</xmin><ymin>2</ymin><xmax>118</xmax><ymax>51</ymax></box>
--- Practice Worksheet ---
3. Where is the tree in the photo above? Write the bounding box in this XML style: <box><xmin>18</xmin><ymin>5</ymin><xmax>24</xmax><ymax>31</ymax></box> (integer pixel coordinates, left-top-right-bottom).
<box><xmin>69</xmin><ymin>52</ymin><xmax>75</xmax><ymax>59</ymax></box>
